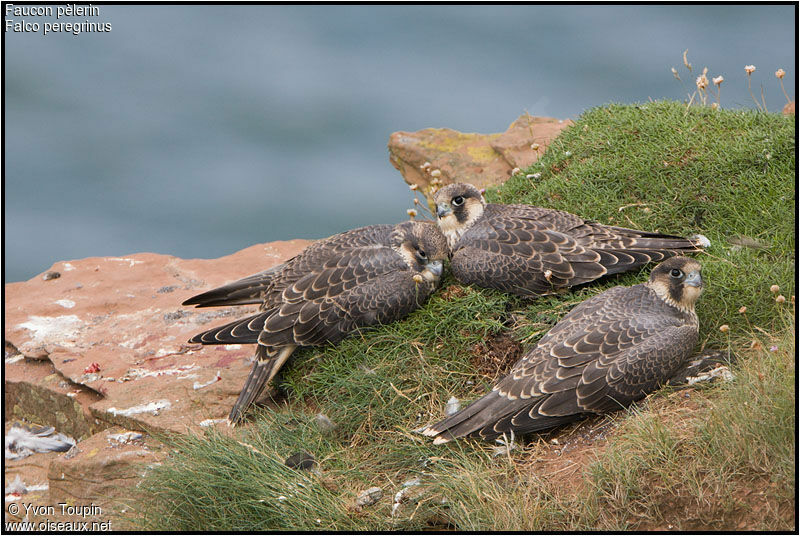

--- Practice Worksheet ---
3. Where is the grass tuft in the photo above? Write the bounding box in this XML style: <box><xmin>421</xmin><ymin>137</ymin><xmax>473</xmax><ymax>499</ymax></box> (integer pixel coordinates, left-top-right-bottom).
<box><xmin>134</xmin><ymin>101</ymin><xmax>794</xmax><ymax>530</ymax></box>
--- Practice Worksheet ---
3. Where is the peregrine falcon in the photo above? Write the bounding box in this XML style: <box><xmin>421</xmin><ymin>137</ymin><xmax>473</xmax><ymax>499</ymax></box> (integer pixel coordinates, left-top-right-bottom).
<box><xmin>423</xmin><ymin>256</ymin><xmax>703</xmax><ymax>443</ymax></box>
<box><xmin>434</xmin><ymin>182</ymin><xmax>706</xmax><ymax>297</ymax></box>
<box><xmin>183</xmin><ymin>221</ymin><xmax>449</xmax><ymax>424</ymax></box>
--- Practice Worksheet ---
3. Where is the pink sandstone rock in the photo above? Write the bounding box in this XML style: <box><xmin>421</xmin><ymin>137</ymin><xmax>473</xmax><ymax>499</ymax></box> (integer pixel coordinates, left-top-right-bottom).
<box><xmin>47</xmin><ymin>426</ymin><xmax>163</xmax><ymax>529</ymax></box>
<box><xmin>4</xmin><ymin>240</ymin><xmax>311</xmax><ymax>526</ymax></box>
<box><xmin>388</xmin><ymin>114</ymin><xmax>572</xmax><ymax>201</ymax></box>
<box><xmin>4</xmin><ymin>240</ymin><xmax>310</xmax><ymax>436</ymax></box>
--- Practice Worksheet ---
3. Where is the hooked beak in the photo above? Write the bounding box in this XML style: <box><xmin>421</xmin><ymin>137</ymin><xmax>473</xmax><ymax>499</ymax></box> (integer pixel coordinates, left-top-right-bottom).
<box><xmin>684</xmin><ymin>270</ymin><xmax>703</xmax><ymax>288</ymax></box>
<box><xmin>426</xmin><ymin>260</ymin><xmax>443</xmax><ymax>278</ymax></box>
<box><xmin>436</xmin><ymin>203</ymin><xmax>451</xmax><ymax>219</ymax></box>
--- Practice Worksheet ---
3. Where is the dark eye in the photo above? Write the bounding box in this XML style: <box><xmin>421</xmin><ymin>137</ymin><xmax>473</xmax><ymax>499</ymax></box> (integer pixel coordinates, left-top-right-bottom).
<box><xmin>670</xmin><ymin>268</ymin><xmax>683</xmax><ymax>278</ymax></box>
<box><xmin>418</xmin><ymin>249</ymin><xmax>427</xmax><ymax>259</ymax></box>
<box><xmin>452</xmin><ymin>196</ymin><xmax>465</xmax><ymax>207</ymax></box>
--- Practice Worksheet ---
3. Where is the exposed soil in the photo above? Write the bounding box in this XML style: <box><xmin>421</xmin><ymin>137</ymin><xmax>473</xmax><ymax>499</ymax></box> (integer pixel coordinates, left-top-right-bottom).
<box><xmin>509</xmin><ymin>387</ymin><xmax>796</xmax><ymax>531</ymax></box>
<box><xmin>468</xmin><ymin>332</ymin><xmax>522</xmax><ymax>380</ymax></box>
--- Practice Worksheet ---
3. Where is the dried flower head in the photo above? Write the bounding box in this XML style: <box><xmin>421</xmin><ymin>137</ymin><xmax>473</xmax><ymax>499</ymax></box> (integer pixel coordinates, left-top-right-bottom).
<box><xmin>738</xmin><ymin>306</ymin><xmax>747</xmax><ymax>314</ymax></box>
<box><xmin>775</xmin><ymin>295</ymin><xmax>786</xmax><ymax>304</ymax></box>
<box><xmin>420</xmin><ymin>161</ymin><xmax>432</xmax><ymax>170</ymax></box>
<box><xmin>769</xmin><ymin>345</ymin><xmax>779</xmax><ymax>352</ymax></box>
<box><xmin>775</xmin><ymin>68</ymin><xmax>786</xmax><ymax>79</ymax></box>
<box><xmin>719</xmin><ymin>324</ymin><xmax>730</xmax><ymax>333</ymax></box>
<box><xmin>430</xmin><ymin>169</ymin><xmax>441</xmax><ymax>178</ymax></box>
<box><xmin>409</xmin><ymin>183</ymin><xmax>418</xmax><ymax>191</ymax></box>
<box><xmin>745</xmin><ymin>65</ymin><xmax>756</xmax><ymax>75</ymax></box>
<box><xmin>770</xmin><ymin>284</ymin><xmax>780</xmax><ymax>293</ymax></box>
<box><xmin>530</xmin><ymin>143</ymin><xmax>540</xmax><ymax>150</ymax></box>
<box><xmin>406</xmin><ymin>209</ymin><xmax>417</xmax><ymax>218</ymax></box>
<box><xmin>683</xmin><ymin>49</ymin><xmax>692</xmax><ymax>71</ymax></box>
<box><xmin>671</xmin><ymin>67</ymin><xmax>680</xmax><ymax>80</ymax></box>
<box><xmin>713</xmin><ymin>76</ymin><xmax>724</xmax><ymax>86</ymax></box>
<box><xmin>696</xmin><ymin>74</ymin><xmax>709</xmax><ymax>90</ymax></box>
<box><xmin>511</xmin><ymin>167</ymin><xmax>520</xmax><ymax>175</ymax></box>
<box><xmin>711</xmin><ymin>102</ymin><xmax>719</xmax><ymax>110</ymax></box>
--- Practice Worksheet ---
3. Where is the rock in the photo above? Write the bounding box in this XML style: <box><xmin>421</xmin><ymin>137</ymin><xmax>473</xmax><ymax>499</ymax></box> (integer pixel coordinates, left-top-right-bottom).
<box><xmin>284</xmin><ymin>451</ymin><xmax>316</xmax><ymax>470</ymax></box>
<box><xmin>355</xmin><ymin>486</ymin><xmax>383</xmax><ymax>507</ymax></box>
<box><xmin>4</xmin><ymin>240</ymin><xmax>310</xmax><ymax>436</ymax></box>
<box><xmin>4</xmin><ymin>240</ymin><xmax>309</xmax><ymax>526</ymax></box>
<box><xmin>4</xmin><ymin>354</ymin><xmax>105</xmax><ymax>441</ymax></box>
<box><xmin>388</xmin><ymin>114</ymin><xmax>572</xmax><ymax>202</ymax></box>
<box><xmin>47</xmin><ymin>427</ymin><xmax>162</xmax><ymax>529</ymax></box>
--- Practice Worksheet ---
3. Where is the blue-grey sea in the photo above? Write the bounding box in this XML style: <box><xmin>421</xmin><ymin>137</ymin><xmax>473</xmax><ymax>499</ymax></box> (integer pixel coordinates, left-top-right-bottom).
<box><xmin>4</xmin><ymin>5</ymin><xmax>796</xmax><ymax>282</ymax></box>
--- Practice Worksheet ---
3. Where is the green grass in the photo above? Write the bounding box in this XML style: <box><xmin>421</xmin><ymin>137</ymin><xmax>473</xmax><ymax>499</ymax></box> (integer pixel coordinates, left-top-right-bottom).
<box><xmin>134</xmin><ymin>101</ymin><xmax>795</xmax><ymax>530</ymax></box>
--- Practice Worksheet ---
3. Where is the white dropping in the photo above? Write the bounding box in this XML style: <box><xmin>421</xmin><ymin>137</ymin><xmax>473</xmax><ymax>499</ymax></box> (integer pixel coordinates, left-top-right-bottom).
<box><xmin>106</xmin><ymin>257</ymin><xmax>143</xmax><ymax>267</ymax></box>
<box><xmin>193</xmin><ymin>371</ymin><xmax>221</xmax><ymax>390</ymax></box>
<box><xmin>16</xmin><ymin>315</ymin><xmax>82</xmax><ymax>342</ymax></box>
<box><xmin>107</xmin><ymin>431</ymin><xmax>143</xmax><ymax>445</ymax></box>
<box><xmin>199</xmin><ymin>418</ymin><xmax>227</xmax><ymax>428</ymax></box>
<box><xmin>54</xmin><ymin>299</ymin><xmax>76</xmax><ymax>309</ymax></box>
<box><xmin>107</xmin><ymin>400</ymin><xmax>171</xmax><ymax>417</ymax></box>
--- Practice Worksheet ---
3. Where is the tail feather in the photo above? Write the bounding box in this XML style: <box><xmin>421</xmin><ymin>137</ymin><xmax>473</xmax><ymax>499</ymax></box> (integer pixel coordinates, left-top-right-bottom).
<box><xmin>424</xmin><ymin>392</ymin><xmax>586</xmax><ymax>443</ymax></box>
<box><xmin>188</xmin><ymin>312</ymin><xmax>271</xmax><ymax>344</ymax></box>
<box><xmin>423</xmin><ymin>391</ymin><xmax>527</xmax><ymax>443</ymax></box>
<box><xmin>183</xmin><ymin>265</ymin><xmax>285</xmax><ymax>308</ymax></box>
<box><xmin>228</xmin><ymin>344</ymin><xmax>296</xmax><ymax>425</ymax></box>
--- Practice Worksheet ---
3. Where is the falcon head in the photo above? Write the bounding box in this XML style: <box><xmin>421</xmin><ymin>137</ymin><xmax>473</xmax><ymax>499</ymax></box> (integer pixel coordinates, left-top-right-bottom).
<box><xmin>647</xmin><ymin>256</ymin><xmax>703</xmax><ymax>312</ymax></box>
<box><xmin>392</xmin><ymin>222</ymin><xmax>449</xmax><ymax>283</ymax></box>
<box><xmin>433</xmin><ymin>183</ymin><xmax>486</xmax><ymax>247</ymax></box>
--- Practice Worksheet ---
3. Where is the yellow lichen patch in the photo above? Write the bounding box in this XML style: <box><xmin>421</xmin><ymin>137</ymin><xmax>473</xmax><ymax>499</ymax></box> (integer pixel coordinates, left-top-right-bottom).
<box><xmin>418</xmin><ymin>131</ymin><xmax>483</xmax><ymax>153</ymax></box>
<box><xmin>466</xmin><ymin>145</ymin><xmax>503</xmax><ymax>163</ymax></box>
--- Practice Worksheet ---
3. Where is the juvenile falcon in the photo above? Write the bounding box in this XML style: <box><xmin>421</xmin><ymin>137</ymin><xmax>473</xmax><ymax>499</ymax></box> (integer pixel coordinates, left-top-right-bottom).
<box><xmin>434</xmin><ymin>182</ymin><xmax>706</xmax><ymax>297</ymax></box>
<box><xmin>423</xmin><ymin>256</ymin><xmax>703</xmax><ymax>443</ymax></box>
<box><xmin>183</xmin><ymin>221</ymin><xmax>449</xmax><ymax>424</ymax></box>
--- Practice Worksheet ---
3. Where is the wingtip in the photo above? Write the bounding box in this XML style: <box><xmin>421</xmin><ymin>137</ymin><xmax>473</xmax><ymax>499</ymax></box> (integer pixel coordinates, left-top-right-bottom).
<box><xmin>432</xmin><ymin>436</ymin><xmax>451</xmax><ymax>445</ymax></box>
<box><xmin>181</xmin><ymin>295</ymin><xmax>206</xmax><ymax>307</ymax></box>
<box><xmin>421</xmin><ymin>427</ymin><xmax>438</xmax><ymax>437</ymax></box>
